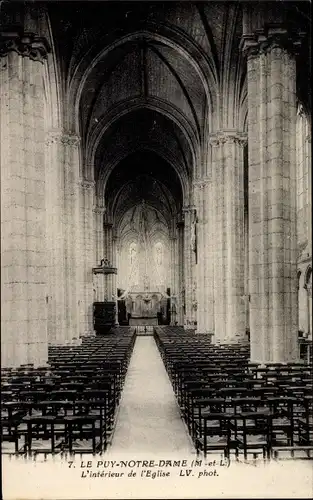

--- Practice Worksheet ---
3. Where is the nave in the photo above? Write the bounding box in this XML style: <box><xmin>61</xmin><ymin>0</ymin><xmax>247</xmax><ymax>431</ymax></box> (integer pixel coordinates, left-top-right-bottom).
<box><xmin>110</xmin><ymin>335</ymin><xmax>193</xmax><ymax>454</ymax></box>
<box><xmin>1</xmin><ymin>328</ymin><xmax>312</xmax><ymax>462</ymax></box>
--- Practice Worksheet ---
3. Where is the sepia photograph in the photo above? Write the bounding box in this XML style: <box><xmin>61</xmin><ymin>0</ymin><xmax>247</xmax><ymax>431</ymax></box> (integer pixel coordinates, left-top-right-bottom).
<box><xmin>0</xmin><ymin>0</ymin><xmax>312</xmax><ymax>498</ymax></box>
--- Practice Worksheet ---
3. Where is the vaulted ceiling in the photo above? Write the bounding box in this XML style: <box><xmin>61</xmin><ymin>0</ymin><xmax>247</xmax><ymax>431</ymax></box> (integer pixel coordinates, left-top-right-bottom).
<box><xmin>105</xmin><ymin>150</ymin><xmax>182</xmax><ymax>227</ymax></box>
<box><xmin>45</xmin><ymin>0</ymin><xmax>311</xmax><ymax>228</ymax></box>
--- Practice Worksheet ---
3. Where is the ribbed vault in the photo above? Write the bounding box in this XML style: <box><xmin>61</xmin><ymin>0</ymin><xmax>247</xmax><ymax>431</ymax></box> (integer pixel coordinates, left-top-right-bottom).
<box><xmin>95</xmin><ymin>108</ymin><xmax>191</xmax><ymax>205</ymax></box>
<box><xmin>105</xmin><ymin>151</ymin><xmax>182</xmax><ymax>230</ymax></box>
<box><xmin>46</xmin><ymin>0</ymin><xmax>311</xmax><ymax>219</ymax></box>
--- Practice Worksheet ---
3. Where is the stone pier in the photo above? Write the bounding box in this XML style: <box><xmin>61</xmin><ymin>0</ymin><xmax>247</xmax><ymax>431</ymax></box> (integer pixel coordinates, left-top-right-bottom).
<box><xmin>242</xmin><ymin>25</ymin><xmax>300</xmax><ymax>362</ymax></box>
<box><xmin>210</xmin><ymin>131</ymin><xmax>247</xmax><ymax>343</ymax></box>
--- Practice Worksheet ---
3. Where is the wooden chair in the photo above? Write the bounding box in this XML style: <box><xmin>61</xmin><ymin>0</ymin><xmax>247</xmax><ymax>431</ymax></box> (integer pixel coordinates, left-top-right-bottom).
<box><xmin>234</xmin><ymin>411</ymin><xmax>272</xmax><ymax>460</ymax></box>
<box><xmin>196</xmin><ymin>413</ymin><xmax>234</xmax><ymax>458</ymax></box>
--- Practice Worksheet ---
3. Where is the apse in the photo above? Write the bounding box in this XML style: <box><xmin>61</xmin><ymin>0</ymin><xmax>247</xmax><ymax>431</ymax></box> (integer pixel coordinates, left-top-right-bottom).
<box><xmin>104</xmin><ymin>150</ymin><xmax>183</xmax><ymax>324</ymax></box>
<box><xmin>117</xmin><ymin>202</ymin><xmax>170</xmax><ymax>294</ymax></box>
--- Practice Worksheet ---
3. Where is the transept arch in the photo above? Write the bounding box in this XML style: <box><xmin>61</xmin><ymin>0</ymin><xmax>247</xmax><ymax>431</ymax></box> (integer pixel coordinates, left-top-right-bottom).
<box><xmin>68</xmin><ymin>27</ymin><xmax>218</xmax><ymax>134</ymax></box>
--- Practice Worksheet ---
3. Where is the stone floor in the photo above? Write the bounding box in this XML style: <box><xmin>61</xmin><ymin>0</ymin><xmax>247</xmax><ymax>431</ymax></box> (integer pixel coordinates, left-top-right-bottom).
<box><xmin>110</xmin><ymin>336</ymin><xmax>195</xmax><ymax>454</ymax></box>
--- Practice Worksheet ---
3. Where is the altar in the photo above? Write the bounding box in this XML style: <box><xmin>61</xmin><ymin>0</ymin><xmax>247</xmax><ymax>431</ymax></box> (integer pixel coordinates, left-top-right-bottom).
<box><xmin>129</xmin><ymin>317</ymin><xmax>158</xmax><ymax>326</ymax></box>
<box><xmin>126</xmin><ymin>291</ymin><xmax>162</xmax><ymax>319</ymax></box>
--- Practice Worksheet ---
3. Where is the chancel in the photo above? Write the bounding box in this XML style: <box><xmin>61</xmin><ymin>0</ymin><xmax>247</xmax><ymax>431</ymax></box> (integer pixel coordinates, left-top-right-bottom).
<box><xmin>1</xmin><ymin>0</ymin><xmax>312</xmax><ymax>465</ymax></box>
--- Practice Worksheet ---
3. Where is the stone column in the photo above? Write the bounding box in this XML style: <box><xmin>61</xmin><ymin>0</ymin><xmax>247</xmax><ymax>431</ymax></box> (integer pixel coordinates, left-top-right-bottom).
<box><xmin>183</xmin><ymin>207</ymin><xmax>197</xmax><ymax>329</ymax></box>
<box><xmin>210</xmin><ymin>131</ymin><xmax>247</xmax><ymax>343</ymax></box>
<box><xmin>241</xmin><ymin>27</ymin><xmax>300</xmax><ymax>362</ymax></box>
<box><xmin>173</xmin><ymin>235</ymin><xmax>179</xmax><ymax>314</ymax></box>
<box><xmin>194</xmin><ymin>178</ymin><xmax>215</xmax><ymax>335</ymax></box>
<box><xmin>170</xmin><ymin>236</ymin><xmax>175</xmax><ymax>294</ymax></box>
<box><xmin>1</xmin><ymin>32</ymin><xmax>50</xmax><ymax>367</ymax></box>
<box><xmin>93</xmin><ymin>205</ymin><xmax>105</xmax><ymax>301</ymax></box>
<box><xmin>306</xmin><ymin>279</ymin><xmax>312</xmax><ymax>340</ymax></box>
<box><xmin>194</xmin><ymin>182</ymin><xmax>205</xmax><ymax>333</ymax></box>
<box><xmin>244</xmin><ymin>205</ymin><xmax>250</xmax><ymax>334</ymax></box>
<box><xmin>305</xmin><ymin>135</ymin><xmax>312</xmax><ymax>257</ymax></box>
<box><xmin>45</xmin><ymin>129</ymin><xmax>66</xmax><ymax>345</ymax></box>
<box><xmin>103</xmin><ymin>222</ymin><xmax>114</xmax><ymax>300</ymax></box>
<box><xmin>169</xmin><ymin>229</ymin><xmax>179</xmax><ymax>325</ymax></box>
<box><xmin>62</xmin><ymin>133</ymin><xmax>81</xmax><ymax>343</ymax></box>
<box><xmin>177</xmin><ymin>220</ymin><xmax>185</xmax><ymax>325</ymax></box>
<box><xmin>112</xmin><ymin>230</ymin><xmax>119</xmax><ymax>325</ymax></box>
<box><xmin>78</xmin><ymin>179</ymin><xmax>95</xmax><ymax>336</ymax></box>
<box><xmin>202</xmin><ymin>179</ymin><xmax>215</xmax><ymax>334</ymax></box>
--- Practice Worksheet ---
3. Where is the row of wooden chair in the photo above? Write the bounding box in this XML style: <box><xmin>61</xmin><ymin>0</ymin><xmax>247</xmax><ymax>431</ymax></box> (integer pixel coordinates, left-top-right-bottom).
<box><xmin>154</xmin><ymin>327</ymin><xmax>313</xmax><ymax>461</ymax></box>
<box><xmin>1</xmin><ymin>327</ymin><xmax>136</xmax><ymax>455</ymax></box>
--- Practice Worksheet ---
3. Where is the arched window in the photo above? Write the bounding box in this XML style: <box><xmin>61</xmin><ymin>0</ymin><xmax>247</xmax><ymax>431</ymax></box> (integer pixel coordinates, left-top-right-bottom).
<box><xmin>155</xmin><ymin>242</ymin><xmax>164</xmax><ymax>266</ymax></box>
<box><xmin>154</xmin><ymin>241</ymin><xmax>164</xmax><ymax>286</ymax></box>
<box><xmin>129</xmin><ymin>242</ymin><xmax>137</xmax><ymax>267</ymax></box>
<box><xmin>129</xmin><ymin>242</ymin><xmax>139</xmax><ymax>287</ymax></box>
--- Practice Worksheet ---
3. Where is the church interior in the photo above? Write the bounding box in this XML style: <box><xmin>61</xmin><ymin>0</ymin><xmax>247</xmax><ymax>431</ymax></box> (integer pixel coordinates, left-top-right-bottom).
<box><xmin>1</xmin><ymin>0</ymin><xmax>312</xmax><ymax>461</ymax></box>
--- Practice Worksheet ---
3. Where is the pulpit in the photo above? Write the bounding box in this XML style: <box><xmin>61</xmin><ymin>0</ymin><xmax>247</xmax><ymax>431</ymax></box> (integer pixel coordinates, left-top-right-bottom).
<box><xmin>93</xmin><ymin>259</ymin><xmax>117</xmax><ymax>334</ymax></box>
<box><xmin>93</xmin><ymin>301</ymin><xmax>116</xmax><ymax>334</ymax></box>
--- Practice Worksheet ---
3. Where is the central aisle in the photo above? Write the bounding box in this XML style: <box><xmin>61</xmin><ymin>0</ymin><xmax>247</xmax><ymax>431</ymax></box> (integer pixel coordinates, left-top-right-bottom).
<box><xmin>110</xmin><ymin>336</ymin><xmax>194</xmax><ymax>454</ymax></box>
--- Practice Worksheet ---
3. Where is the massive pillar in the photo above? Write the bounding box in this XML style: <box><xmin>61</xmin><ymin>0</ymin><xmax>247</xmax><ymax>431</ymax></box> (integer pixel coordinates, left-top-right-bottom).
<box><xmin>1</xmin><ymin>31</ymin><xmax>50</xmax><ymax>366</ymax></box>
<box><xmin>210</xmin><ymin>131</ymin><xmax>246</xmax><ymax>343</ymax></box>
<box><xmin>241</xmin><ymin>24</ymin><xmax>300</xmax><ymax>362</ymax></box>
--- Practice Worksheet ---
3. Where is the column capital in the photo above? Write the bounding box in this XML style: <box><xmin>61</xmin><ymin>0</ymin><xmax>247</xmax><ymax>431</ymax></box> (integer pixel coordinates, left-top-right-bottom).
<box><xmin>193</xmin><ymin>178</ymin><xmax>211</xmax><ymax>189</ymax></box>
<box><xmin>209</xmin><ymin>130</ymin><xmax>247</xmax><ymax>148</ymax></box>
<box><xmin>80</xmin><ymin>178</ymin><xmax>95</xmax><ymax>190</ymax></box>
<box><xmin>93</xmin><ymin>205</ymin><xmax>105</xmax><ymax>215</ymax></box>
<box><xmin>240</xmin><ymin>26</ymin><xmax>305</xmax><ymax>58</ymax></box>
<box><xmin>182</xmin><ymin>205</ymin><xmax>196</xmax><ymax>214</ymax></box>
<box><xmin>0</xmin><ymin>29</ymin><xmax>51</xmax><ymax>62</ymax></box>
<box><xmin>61</xmin><ymin>133</ymin><xmax>81</xmax><ymax>147</ymax></box>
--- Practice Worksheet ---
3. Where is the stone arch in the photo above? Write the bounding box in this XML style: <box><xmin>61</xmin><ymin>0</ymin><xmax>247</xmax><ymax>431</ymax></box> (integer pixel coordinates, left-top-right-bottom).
<box><xmin>98</xmin><ymin>155</ymin><xmax>188</xmax><ymax>215</ymax></box>
<box><xmin>43</xmin><ymin>12</ymin><xmax>63</xmax><ymax>132</ymax></box>
<box><xmin>88</xmin><ymin>97</ymin><xmax>198</xmax><ymax>157</ymax></box>
<box><xmin>68</xmin><ymin>28</ymin><xmax>218</xmax><ymax>135</ymax></box>
<box><xmin>110</xmin><ymin>177</ymin><xmax>177</xmax><ymax>231</ymax></box>
<box><xmin>89</xmin><ymin>100</ymin><xmax>197</xmax><ymax>200</ymax></box>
